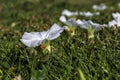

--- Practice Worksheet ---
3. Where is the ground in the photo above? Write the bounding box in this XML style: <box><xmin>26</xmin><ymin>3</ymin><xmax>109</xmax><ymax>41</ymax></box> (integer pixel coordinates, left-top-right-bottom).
<box><xmin>0</xmin><ymin>0</ymin><xmax>120</xmax><ymax>80</ymax></box>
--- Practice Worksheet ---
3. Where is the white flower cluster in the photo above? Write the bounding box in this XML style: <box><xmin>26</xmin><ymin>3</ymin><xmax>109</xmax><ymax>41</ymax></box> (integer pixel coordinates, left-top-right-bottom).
<box><xmin>20</xmin><ymin>3</ymin><xmax>120</xmax><ymax>48</ymax></box>
<box><xmin>79</xmin><ymin>11</ymin><xmax>100</xmax><ymax>17</ymax></box>
<box><xmin>60</xmin><ymin>9</ymin><xmax>120</xmax><ymax>28</ymax></box>
<box><xmin>59</xmin><ymin>15</ymin><xmax>103</xmax><ymax>31</ymax></box>
<box><xmin>59</xmin><ymin>9</ymin><xmax>120</xmax><ymax>38</ymax></box>
<box><xmin>59</xmin><ymin>15</ymin><xmax>103</xmax><ymax>38</ymax></box>
<box><xmin>93</xmin><ymin>3</ymin><xmax>107</xmax><ymax>11</ymax></box>
<box><xmin>61</xmin><ymin>3</ymin><xmax>107</xmax><ymax>17</ymax></box>
<box><xmin>62</xmin><ymin>9</ymin><xmax>100</xmax><ymax>17</ymax></box>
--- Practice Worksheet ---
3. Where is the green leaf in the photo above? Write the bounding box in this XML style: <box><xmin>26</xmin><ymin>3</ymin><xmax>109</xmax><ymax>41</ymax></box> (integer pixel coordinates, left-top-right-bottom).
<box><xmin>78</xmin><ymin>68</ymin><xmax>86</xmax><ymax>80</ymax></box>
<box><xmin>0</xmin><ymin>69</ymin><xmax>3</xmax><ymax>79</ymax></box>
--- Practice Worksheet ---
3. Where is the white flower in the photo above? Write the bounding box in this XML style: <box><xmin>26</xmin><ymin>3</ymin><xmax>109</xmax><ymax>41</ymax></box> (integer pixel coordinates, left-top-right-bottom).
<box><xmin>59</xmin><ymin>15</ymin><xmax>67</xmax><ymax>23</ymax></box>
<box><xmin>108</xmin><ymin>16</ymin><xmax>120</xmax><ymax>27</ymax></box>
<box><xmin>76</xmin><ymin>20</ymin><xmax>103</xmax><ymax>39</ymax></box>
<box><xmin>76</xmin><ymin>20</ymin><xmax>102</xmax><ymax>31</ymax></box>
<box><xmin>115</xmin><ymin>17</ymin><xmax>120</xmax><ymax>26</ymax></box>
<box><xmin>108</xmin><ymin>20</ymin><xmax>117</xmax><ymax>27</ymax></box>
<box><xmin>80</xmin><ymin>11</ymin><xmax>93</xmax><ymax>17</ymax></box>
<box><xmin>20</xmin><ymin>24</ymin><xmax>65</xmax><ymax>47</ymax></box>
<box><xmin>79</xmin><ymin>11</ymin><xmax>100</xmax><ymax>17</ymax></box>
<box><xmin>93</xmin><ymin>3</ymin><xmax>107</xmax><ymax>10</ymax></box>
<box><xmin>108</xmin><ymin>12</ymin><xmax>120</xmax><ymax>27</ymax></box>
<box><xmin>62</xmin><ymin>9</ymin><xmax>78</xmax><ymax>17</ymax></box>
<box><xmin>112</xmin><ymin>12</ymin><xmax>120</xmax><ymax>19</ymax></box>
<box><xmin>59</xmin><ymin>15</ymin><xmax>77</xmax><ymax>36</ymax></box>
<box><xmin>76</xmin><ymin>19</ymin><xmax>84</xmax><ymax>25</ymax></box>
<box><xmin>59</xmin><ymin>15</ymin><xmax>77</xmax><ymax>26</ymax></box>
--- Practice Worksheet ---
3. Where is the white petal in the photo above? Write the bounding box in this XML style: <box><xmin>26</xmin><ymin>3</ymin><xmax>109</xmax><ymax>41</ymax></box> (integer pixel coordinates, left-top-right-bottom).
<box><xmin>62</xmin><ymin>9</ymin><xmax>78</xmax><ymax>17</ymax></box>
<box><xmin>66</xmin><ymin>18</ymin><xmax>76</xmax><ymax>25</ymax></box>
<box><xmin>112</xmin><ymin>12</ymin><xmax>120</xmax><ymax>19</ymax></box>
<box><xmin>80</xmin><ymin>12</ymin><xmax>84</xmax><ymax>15</ymax></box>
<box><xmin>115</xmin><ymin>17</ymin><xmax>120</xmax><ymax>26</ymax></box>
<box><xmin>88</xmin><ymin>20</ymin><xmax>102</xmax><ymax>31</ymax></box>
<box><xmin>76</xmin><ymin>19</ymin><xmax>84</xmax><ymax>25</ymax></box>
<box><xmin>78</xmin><ymin>20</ymin><xmax>90</xmax><ymax>29</ymax></box>
<box><xmin>72</xmin><ymin>11</ymin><xmax>78</xmax><ymax>16</ymax></box>
<box><xmin>40</xmin><ymin>31</ymin><xmax>48</xmax><ymax>40</ymax></box>
<box><xmin>20</xmin><ymin>31</ymin><xmax>47</xmax><ymax>47</ymax></box>
<box><xmin>80</xmin><ymin>11</ymin><xmax>99</xmax><ymax>17</ymax></box>
<box><xmin>93</xmin><ymin>3</ymin><xmax>107</xmax><ymax>10</ymax></box>
<box><xmin>59</xmin><ymin>15</ymin><xmax>67</xmax><ymax>23</ymax></box>
<box><xmin>47</xmin><ymin>24</ymin><xmax>65</xmax><ymax>40</ymax></box>
<box><xmin>62</xmin><ymin>9</ymin><xmax>72</xmax><ymax>17</ymax></box>
<box><xmin>77</xmin><ymin>20</ymin><xmax>102</xmax><ymax>31</ymax></box>
<box><xmin>108</xmin><ymin>20</ymin><xmax>117</xmax><ymax>27</ymax></box>
<box><xmin>84</xmin><ymin>12</ymin><xmax>93</xmax><ymax>17</ymax></box>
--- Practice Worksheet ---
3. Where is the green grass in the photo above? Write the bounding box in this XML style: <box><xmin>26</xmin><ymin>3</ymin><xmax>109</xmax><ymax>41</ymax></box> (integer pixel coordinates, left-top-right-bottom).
<box><xmin>0</xmin><ymin>0</ymin><xmax>120</xmax><ymax>80</ymax></box>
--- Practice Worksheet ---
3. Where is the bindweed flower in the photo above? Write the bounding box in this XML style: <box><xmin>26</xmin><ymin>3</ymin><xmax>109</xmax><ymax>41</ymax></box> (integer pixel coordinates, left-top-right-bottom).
<box><xmin>108</xmin><ymin>13</ymin><xmax>120</xmax><ymax>27</ymax></box>
<box><xmin>59</xmin><ymin>15</ymin><xmax>77</xmax><ymax>36</ymax></box>
<box><xmin>79</xmin><ymin>11</ymin><xmax>100</xmax><ymax>17</ymax></box>
<box><xmin>108</xmin><ymin>19</ymin><xmax>119</xmax><ymax>27</ymax></box>
<box><xmin>93</xmin><ymin>3</ymin><xmax>107</xmax><ymax>11</ymax></box>
<box><xmin>108</xmin><ymin>17</ymin><xmax>120</xmax><ymax>27</ymax></box>
<box><xmin>62</xmin><ymin>9</ymin><xmax>78</xmax><ymax>17</ymax></box>
<box><xmin>112</xmin><ymin>12</ymin><xmax>120</xmax><ymax>19</ymax></box>
<box><xmin>76</xmin><ymin>19</ymin><xmax>103</xmax><ymax>39</ymax></box>
<box><xmin>59</xmin><ymin>15</ymin><xmax>67</xmax><ymax>23</ymax></box>
<box><xmin>80</xmin><ymin>11</ymin><xmax>93</xmax><ymax>17</ymax></box>
<box><xmin>59</xmin><ymin>15</ymin><xmax>77</xmax><ymax>26</ymax></box>
<box><xmin>20</xmin><ymin>24</ymin><xmax>65</xmax><ymax>52</ymax></box>
<box><xmin>76</xmin><ymin>20</ymin><xmax>102</xmax><ymax>31</ymax></box>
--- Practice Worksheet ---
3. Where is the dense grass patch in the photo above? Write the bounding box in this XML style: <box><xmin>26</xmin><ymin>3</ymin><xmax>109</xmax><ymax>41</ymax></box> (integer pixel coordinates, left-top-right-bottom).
<box><xmin>0</xmin><ymin>0</ymin><xmax>120</xmax><ymax>80</ymax></box>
